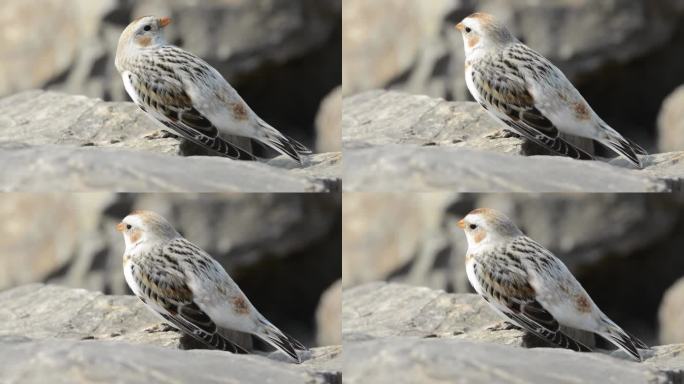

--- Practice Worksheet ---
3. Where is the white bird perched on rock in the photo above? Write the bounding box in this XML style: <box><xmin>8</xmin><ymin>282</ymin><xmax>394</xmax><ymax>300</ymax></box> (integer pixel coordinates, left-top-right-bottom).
<box><xmin>117</xmin><ymin>210</ymin><xmax>307</xmax><ymax>363</ymax></box>
<box><xmin>456</xmin><ymin>13</ymin><xmax>646</xmax><ymax>168</ymax></box>
<box><xmin>115</xmin><ymin>16</ymin><xmax>311</xmax><ymax>164</ymax></box>
<box><xmin>458</xmin><ymin>208</ymin><xmax>648</xmax><ymax>361</ymax></box>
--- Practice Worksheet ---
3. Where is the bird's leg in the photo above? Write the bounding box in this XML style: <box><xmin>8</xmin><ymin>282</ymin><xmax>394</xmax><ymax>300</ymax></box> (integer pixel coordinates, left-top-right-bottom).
<box><xmin>144</xmin><ymin>322</ymin><xmax>177</xmax><ymax>333</ymax></box>
<box><xmin>143</xmin><ymin>129</ymin><xmax>179</xmax><ymax>140</ymax></box>
<box><xmin>487</xmin><ymin>321</ymin><xmax>522</xmax><ymax>331</ymax></box>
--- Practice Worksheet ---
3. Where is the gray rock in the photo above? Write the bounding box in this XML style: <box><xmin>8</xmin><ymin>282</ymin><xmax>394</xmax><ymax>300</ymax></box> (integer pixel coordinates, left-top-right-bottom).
<box><xmin>316</xmin><ymin>280</ymin><xmax>342</xmax><ymax>346</ymax></box>
<box><xmin>343</xmin><ymin>282</ymin><xmax>523</xmax><ymax>346</ymax></box>
<box><xmin>0</xmin><ymin>338</ymin><xmax>340</xmax><ymax>384</ymax></box>
<box><xmin>343</xmin><ymin>338</ymin><xmax>673</xmax><ymax>384</ymax></box>
<box><xmin>0</xmin><ymin>90</ymin><xmax>340</xmax><ymax>192</ymax></box>
<box><xmin>658</xmin><ymin>85</ymin><xmax>684</xmax><ymax>152</ymax></box>
<box><xmin>659</xmin><ymin>277</ymin><xmax>684</xmax><ymax>345</ymax></box>
<box><xmin>0</xmin><ymin>284</ymin><xmax>341</xmax><ymax>384</ymax></box>
<box><xmin>343</xmin><ymin>144</ymin><xmax>682</xmax><ymax>192</ymax></box>
<box><xmin>342</xmin><ymin>91</ymin><xmax>684</xmax><ymax>192</ymax></box>
<box><xmin>316</xmin><ymin>87</ymin><xmax>342</xmax><ymax>153</ymax></box>
<box><xmin>0</xmin><ymin>143</ymin><xmax>338</xmax><ymax>192</ymax></box>
<box><xmin>343</xmin><ymin>282</ymin><xmax>684</xmax><ymax>384</ymax></box>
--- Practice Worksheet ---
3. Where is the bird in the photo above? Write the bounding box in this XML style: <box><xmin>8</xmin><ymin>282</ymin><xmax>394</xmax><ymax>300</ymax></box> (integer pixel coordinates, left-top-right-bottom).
<box><xmin>455</xmin><ymin>13</ymin><xmax>647</xmax><ymax>168</ymax></box>
<box><xmin>115</xmin><ymin>16</ymin><xmax>311</xmax><ymax>164</ymax></box>
<box><xmin>457</xmin><ymin>208</ymin><xmax>648</xmax><ymax>361</ymax></box>
<box><xmin>116</xmin><ymin>210</ymin><xmax>307</xmax><ymax>363</ymax></box>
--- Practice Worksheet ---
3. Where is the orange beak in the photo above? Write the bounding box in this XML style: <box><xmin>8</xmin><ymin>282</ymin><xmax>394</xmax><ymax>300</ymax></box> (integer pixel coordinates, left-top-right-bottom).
<box><xmin>455</xmin><ymin>22</ymin><xmax>464</xmax><ymax>32</ymax></box>
<box><xmin>457</xmin><ymin>219</ymin><xmax>465</xmax><ymax>229</ymax></box>
<box><xmin>159</xmin><ymin>17</ymin><xmax>172</xmax><ymax>28</ymax></box>
<box><xmin>116</xmin><ymin>222</ymin><xmax>125</xmax><ymax>232</ymax></box>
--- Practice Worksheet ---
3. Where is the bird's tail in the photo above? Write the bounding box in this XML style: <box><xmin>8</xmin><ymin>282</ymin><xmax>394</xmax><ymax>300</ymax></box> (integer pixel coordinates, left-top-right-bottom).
<box><xmin>598</xmin><ymin>319</ymin><xmax>647</xmax><ymax>361</ymax></box>
<box><xmin>257</xmin><ymin>120</ymin><xmax>312</xmax><ymax>165</ymax></box>
<box><xmin>255</xmin><ymin>317</ymin><xmax>307</xmax><ymax>363</ymax></box>
<box><xmin>598</xmin><ymin>123</ymin><xmax>646</xmax><ymax>169</ymax></box>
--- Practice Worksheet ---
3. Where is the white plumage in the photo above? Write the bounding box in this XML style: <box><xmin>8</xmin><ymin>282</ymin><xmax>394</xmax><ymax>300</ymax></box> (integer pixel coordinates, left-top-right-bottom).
<box><xmin>458</xmin><ymin>208</ymin><xmax>648</xmax><ymax>361</ymax></box>
<box><xmin>117</xmin><ymin>210</ymin><xmax>306</xmax><ymax>363</ymax></box>
<box><xmin>115</xmin><ymin>16</ymin><xmax>311</xmax><ymax>164</ymax></box>
<box><xmin>457</xmin><ymin>13</ymin><xmax>646</xmax><ymax>168</ymax></box>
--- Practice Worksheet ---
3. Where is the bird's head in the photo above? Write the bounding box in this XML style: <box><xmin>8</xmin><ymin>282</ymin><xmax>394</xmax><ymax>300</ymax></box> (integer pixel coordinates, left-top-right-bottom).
<box><xmin>116</xmin><ymin>210</ymin><xmax>180</xmax><ymax>250</ymax></box>
<box><xmin>457</xmin><ymin>208</ymin><xmax>523</xmax><ymax>249</ymax></box>
<box><xmin>456</xmin><ymin>13</ymin><xmax>516</xmax><ymax>56</ymax></box>
<box><xmin>116</xmin><ymin>16</ymin><xmax>171</xmax><ymax>61</ymax></box>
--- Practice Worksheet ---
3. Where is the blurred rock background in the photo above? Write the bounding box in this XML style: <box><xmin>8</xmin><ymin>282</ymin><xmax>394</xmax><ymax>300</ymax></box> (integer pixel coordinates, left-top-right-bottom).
<box><xmin>342</xmin><ymin>193</ymin><xmax>684</xmax><ymax>346</ymax></box>
<box><xmin>342</xmin><ymin>0</ymin><xmax>684</xmax><ymax>153</ymax></box>
<box><xmin>0</xmin><ymin>193</ymin><xmax>342</xmax><ymax>347</ymax></box>
<box><xmin>0</xmin><ymin>0</ymin><xmax>341</xmax><ymax>153</ymax></box>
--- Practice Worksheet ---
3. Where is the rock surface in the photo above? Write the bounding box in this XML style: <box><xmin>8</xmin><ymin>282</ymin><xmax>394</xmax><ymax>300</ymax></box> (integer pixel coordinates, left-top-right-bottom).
<box><xmin>343</xmin><ymin>282</ymin><xmax>684</xmax><ymax>384</ymax></box>
<box><xmin>0</xmin><ymin>91</ymin><xmax>340</xmax><ymax>192</ymax></box>
<box><xmin>343</xmin><ymin>91</ymin><xmax>684</xmax><ymax>192</ymax></box>
<box><xmin>659</xmin><ymin>277</ymin><xmax>684</xmax><ymax>345</ymax></box>
<box><xmin>316</xmin><ymin>87</ymin><xmax>342</xmax><ymax>153</ymax></box>
<box><xmin>658</xmin><ymin>85</ymin><xmax>684</xmax><ymax>152</ymax></box>
<box><xmin>0</xmin><ymin>284</ymin><xmax>341</xmax><ymax>384</ymax></box>
<box><xmin>316</xmin><ymin>280</ymin><xmax>342</xmax><ymax>346</ymax></box>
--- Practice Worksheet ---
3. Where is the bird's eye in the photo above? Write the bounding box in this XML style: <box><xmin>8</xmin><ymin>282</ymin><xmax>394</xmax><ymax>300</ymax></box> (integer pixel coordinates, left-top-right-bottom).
<box><xmin>465</xmin><ymin>27</ymin><xmax>472</xmax><ymax>33</ymax></box>
<box><xmin>469</xmin><ymin>224</ymin><xmax>477</xmax><ymax>230</ymax></box>
<box><xmin>126</xmin><ymin>224</ymin><xmax>132</xmax><ymax>230</ymax></box>
<box><xmin>143</xmin><ymin>25</ymin><xmax>151</xmax><ymax>32</ymax></box>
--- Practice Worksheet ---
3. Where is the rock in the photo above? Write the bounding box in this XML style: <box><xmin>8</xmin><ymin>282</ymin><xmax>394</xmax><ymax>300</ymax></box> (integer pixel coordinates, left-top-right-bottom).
<box><xmin>0</xmin><ymin>143</ymin><xmax>338</xmax><ymax>192</ymax></box>
<box><xmin>0</xmin><ymin>90</ymin><xmax>341</xmax><ymax>192</ymax></box>
<box><xmin>342</xmin><ymin>193</ymin><xmax>462</xmax><ymax>288</ymax></box>
<box><xmin>316</xmin><ymin>87</ymin><xmax>342</xmax><ymax>153</ymax></box>
<box><xmin>0</xmin><ymin>337</ymin><xmax>340</xmax><ymax>384</ymax></box>
<box><xmin>342</xmin><ymin>91</ymin><xmax>684</xmax><ymax>192</ymax></box>
<box><xmin>342</xmin><ymin>0</ymin><xmax>457</xmax><ymax>95</ymax></box>
<box><xmin>659</xmin><ymin>277</ymin><xmax>684</xmax><ymax>345</ymax></box>
<box><xmin>0</xmin><ymin>0</ymin><xmax>116</xmax><ymax>97</ymax></box>
<box><xmin>343</xmin><ymin>282</ymin><xmax>684</xmax><ymax>384</ymax></box>
<box><xmin>316</xmin><ymin>280</ymin><xmax>342</xmax><ymax>346</ymax></box>
<box><xmin>343</xmin><ymin>338</ymin><xmax>675</xmax><ymax>384</ymax></box>
<box><xmin>0</xmin><ymin>284</ymin><xmax>341</xmax><ymax>384</ymax></box>
<box><xmin>0</xmin><ymin>90</ymin><xmax>180</xmax><ymax>155</ymax></box>
<box><xmin>658</xmin><ymin>85</ymin><xmax>684</xmax><ymax>152</ymax></box>
<box><xmin>343</xmin><ymin>282</ymin><xmax>523</xmax><ymax>345</ymax></box>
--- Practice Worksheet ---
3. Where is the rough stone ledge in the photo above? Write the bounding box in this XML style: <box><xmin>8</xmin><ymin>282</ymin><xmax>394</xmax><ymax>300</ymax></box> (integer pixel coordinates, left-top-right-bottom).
<box><xmin>342</xmin><ymin>283</ymin><xmax>684</xmax><ymax>384</ymax></box>
<box><xmin>0</xmin><ymin>142</ymin><xmax>339</xmax><ymax>192</ymax></box>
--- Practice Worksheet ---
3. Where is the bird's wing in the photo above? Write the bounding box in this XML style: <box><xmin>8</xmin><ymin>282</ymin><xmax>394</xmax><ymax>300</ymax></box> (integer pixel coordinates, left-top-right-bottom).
<box><xmin>473</xmin><ymin>246</ymin><xmax>592</xmax><ymax>353</ymax></box>
<box><xmin>122</xmin><ymin>70</ymin><xmax>256</xmax><ymax>160</ymax></box>
<box><xmin>470</xmin><ymin>56</ymin><xmax>594</xmax><ymax>160</ymax></box>
<box><xmin>128</xmin><ymin>254</ymin><xmax>249</xmax><ymax>354</ymax></box>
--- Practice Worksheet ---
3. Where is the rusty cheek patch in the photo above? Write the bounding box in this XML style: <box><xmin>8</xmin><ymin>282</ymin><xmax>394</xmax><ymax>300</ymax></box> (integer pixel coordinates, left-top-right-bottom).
<box><xmin>575</xmin><ymin>295</ymin><xmax>591</xmax><ymax>313</ymax></box>
<box><xmin>573</xmin><ymin>102</ymin><xmax>591</xmax><ymax>120</ymax></box>
<box><xmin>129</xmin><ymin>229</ymin><xmax>142</xmax><ymax>244</ymax></box>
<box><xmin>136</xmin><ymin>36</ymin><xmax>152</xmax><ymax>47</ymax></box>
<box><xmin>232</xmin><ymin>102</ymin><xmax>249</xmax><ymax>120</ymax></box>
<box><xmin>467</xmin><ymin>35</ymin><xmax>480</xmax><ymax>48</ymax></box>
<box><xmin>232</xmin><ymin>296</ymin><xmax>250</xmax><ymax>315</ymax></box>
<box><xmin>473</xmin><ymin>230</ymin><xmax>486</xmax><ymax>244</ymax></box>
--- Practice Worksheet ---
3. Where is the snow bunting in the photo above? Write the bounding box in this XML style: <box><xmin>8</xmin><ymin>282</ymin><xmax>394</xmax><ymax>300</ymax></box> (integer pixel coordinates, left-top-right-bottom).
<box><xmin>115</xmin><ymin>16</ymin><xmax>311</xmax><ymax>164</ymax></box>
<box><xmin>117</xmin><ymin>210</ymin><xmax>307</xmax><ymax>362</ymax></box>
<box><xmin>456</xmin><ymin>13</ymin><xmax>646</xmax><ymax>168</ymax></box>
<box><xmin>457</xmin><ymin>208</ymin><xmax>648</xmax><ymax>361</ymax></box>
